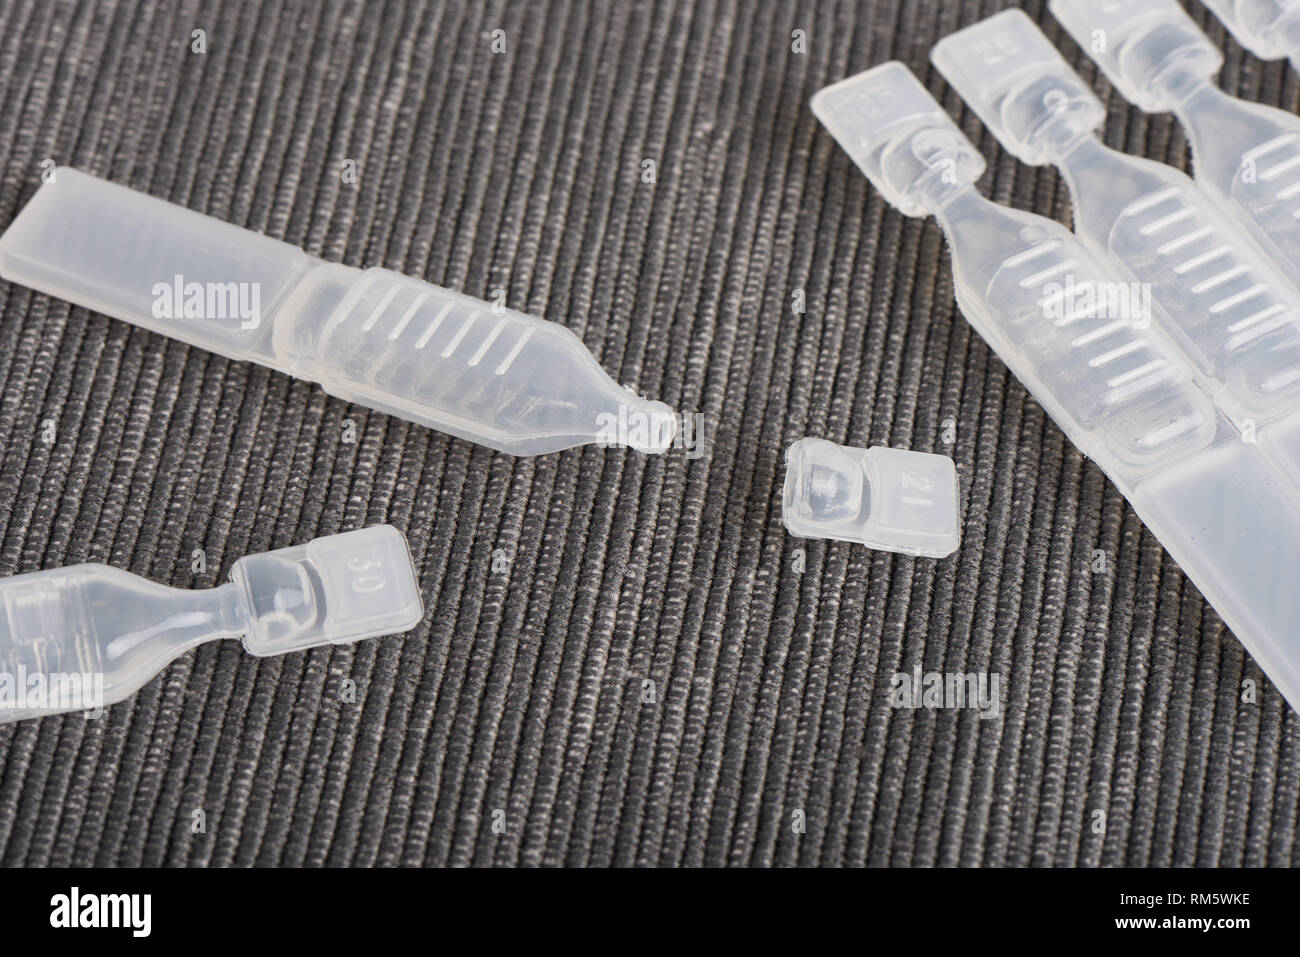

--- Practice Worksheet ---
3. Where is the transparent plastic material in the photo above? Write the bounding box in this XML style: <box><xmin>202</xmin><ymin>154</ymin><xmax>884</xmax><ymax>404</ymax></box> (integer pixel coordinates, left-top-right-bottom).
<box><xmin>1052</xmin><ymin>0</ymin><xmax>1300</xmax><ymax>293</ymax></box>
<box><xmin>1049</xmin><ymin>0</ymin><xmax>1224</xmax><ymax>112</ymax></box>
<box><xmin>0</xmin><ymin>525</ymin><xmax>422</xmax><ymax>724</ymax></box>
<box><xmin>782</xmin><ymin>438</ymin><xmax>960</xmax><ymax>557</ymax></box>
<box><xmin>1198</xmin><ymin>0</ymin><xmax>1300</xmax><ymax>64</ymax></box>
<box><xmin>0</xmin><ymin>170</ymin><xmax>675</xmax><ymax>457</ymax></box>
<box><xmin>933</xmin><ymin>10</ymin><xmax>1300</xmax><ymax>433</ymax></box>
<box><xmin>814</xmin><ymin>61</ymin><xmax>1300</xmax><ymax>712</ymax></box>
<box><xmin>812</xmin><ymin>63</ymin><xmax>1218</xmax><ymax>471</ymax></box>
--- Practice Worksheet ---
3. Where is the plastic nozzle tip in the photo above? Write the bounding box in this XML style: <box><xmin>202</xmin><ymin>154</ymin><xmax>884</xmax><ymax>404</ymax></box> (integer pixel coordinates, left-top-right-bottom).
<box><xmin>624</xmin><ymin>398</ymin><xmax>678</xmax><ymax>453</ymax></box>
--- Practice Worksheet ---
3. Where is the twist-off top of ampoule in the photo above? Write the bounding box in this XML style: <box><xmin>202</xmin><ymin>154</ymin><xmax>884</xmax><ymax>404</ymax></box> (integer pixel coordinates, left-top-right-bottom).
<box><xmin>1051</xmin><ymin>0</ymin><xmax>1223</xmax><ymax>111</ymax></box>
<box><xmin>1198</xmin><ymin>0</ymin><xmax>1300</xmax><ymax>63</ymax></box>
<box><xmin>782</xmin><ymin>438</ymin><xmax>960</xmax><ymax>557</ymax></box>
<box><xmin>930</xmin><ymin>8</ymin><xmax>1108</xmax><ymax>166</ymax></box>
<box><xmin>810</xmin><ymin>61</ymin><xmax>987</xmax><ymax>216</ymax></box>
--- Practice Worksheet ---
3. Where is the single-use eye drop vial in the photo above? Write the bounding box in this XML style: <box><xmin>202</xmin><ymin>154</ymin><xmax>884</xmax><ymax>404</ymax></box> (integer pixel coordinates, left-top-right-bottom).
<box><xmin>0</xmin><ymin>170</ymin><xmax>676</xmax><ymax>457</ymax></box>
<box><xmin>0</xmin><ymin>525</ymin><xmax>422</xmax><ymax>724</ymax></box>
<box><xmin>782</xmin><ymin>438</ymin><xmax>960</xmax><ymax>557</ymax></box>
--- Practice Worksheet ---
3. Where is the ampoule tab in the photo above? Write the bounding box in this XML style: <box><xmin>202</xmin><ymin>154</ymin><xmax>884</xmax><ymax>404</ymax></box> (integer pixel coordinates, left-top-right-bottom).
<box><xmin>782</xmin><ymin>438</ymin><xmax>960</xmax><ymax>557</ymax></box>
<box><xmin>232</xmin><ymin>525</ymin><xmax>423</xmax><ymax>655</ymax></box>
<box><xmin>1050</xmin><ymin>0</ymin><xmax>1222</xmax><ymax>111</ymax></box>
<box><xmin>928</xmin><ymin>8</ymin><xmax>1106</xmax><ymax>164</ymax></box>
<box><xmin>810</xmin><ymin>61</ymin><xmax>986</xmax><ymax>215</ymax></box>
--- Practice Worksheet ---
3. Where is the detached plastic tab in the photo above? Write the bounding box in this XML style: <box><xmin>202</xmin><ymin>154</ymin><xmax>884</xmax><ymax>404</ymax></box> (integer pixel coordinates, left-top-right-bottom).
<box><xmin>782</xmin><ymin>438</ymin><xmax>960</xmax><ymax>557</ymax></box>
<box><xmin>0</xmin><ymin>525</ymin><xmax>422</xmax><ymax>723</ymax></box>
<box><xmin>0</xmin><ymin>170</ymin><xmax>676</xmax><ymax>457</ymax></box>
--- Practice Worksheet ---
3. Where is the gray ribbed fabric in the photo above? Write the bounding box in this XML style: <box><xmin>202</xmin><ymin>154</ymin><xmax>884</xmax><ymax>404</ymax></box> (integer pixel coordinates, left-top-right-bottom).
<box><xmin>0</xmin><ymin>0</ymin><xmax>1296</xmax><ymax>867</ymax></box>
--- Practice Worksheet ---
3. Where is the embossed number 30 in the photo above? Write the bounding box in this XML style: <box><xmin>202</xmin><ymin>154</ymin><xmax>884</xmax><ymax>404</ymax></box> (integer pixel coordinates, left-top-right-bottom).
<box><xmin>347</xmin><ymin>553</ymin><xmax>387</xmax><ymax>593</ymax></box>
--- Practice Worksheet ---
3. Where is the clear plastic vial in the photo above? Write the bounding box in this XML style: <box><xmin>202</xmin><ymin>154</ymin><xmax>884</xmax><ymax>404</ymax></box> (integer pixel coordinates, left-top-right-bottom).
<box><xmin>0</xmin><ymin>170</ymin><xmax>676</xmax><ymax>457</ymax></box>
<box><xmin>0</xmin><ymin>526</ymin><xmax>423</xmax><ymax>724</ymax></box>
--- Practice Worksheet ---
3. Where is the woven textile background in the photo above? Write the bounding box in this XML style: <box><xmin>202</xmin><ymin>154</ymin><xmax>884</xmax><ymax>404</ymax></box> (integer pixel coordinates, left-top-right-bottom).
<box><xmin>0</xmin><ymin>0</ymin><xmax>1297</xmax><ymax>867</ymax></box>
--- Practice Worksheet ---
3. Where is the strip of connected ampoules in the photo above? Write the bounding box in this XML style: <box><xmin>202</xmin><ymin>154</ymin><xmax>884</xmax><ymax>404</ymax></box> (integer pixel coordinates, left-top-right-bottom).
<box><xmin>1052</xmin><ymin>0</ymin><xmax>1300</xmax><ymax>281</ymax></box>
<box><xmin>813</xmin><ymin>60</ymin><xmax>1300</xmax><ymax>711</ymax></box>
<box><xmin>933</xmin><ymin>10</ymin><xmax>1300</xmax><ymax>486</ymax></box>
